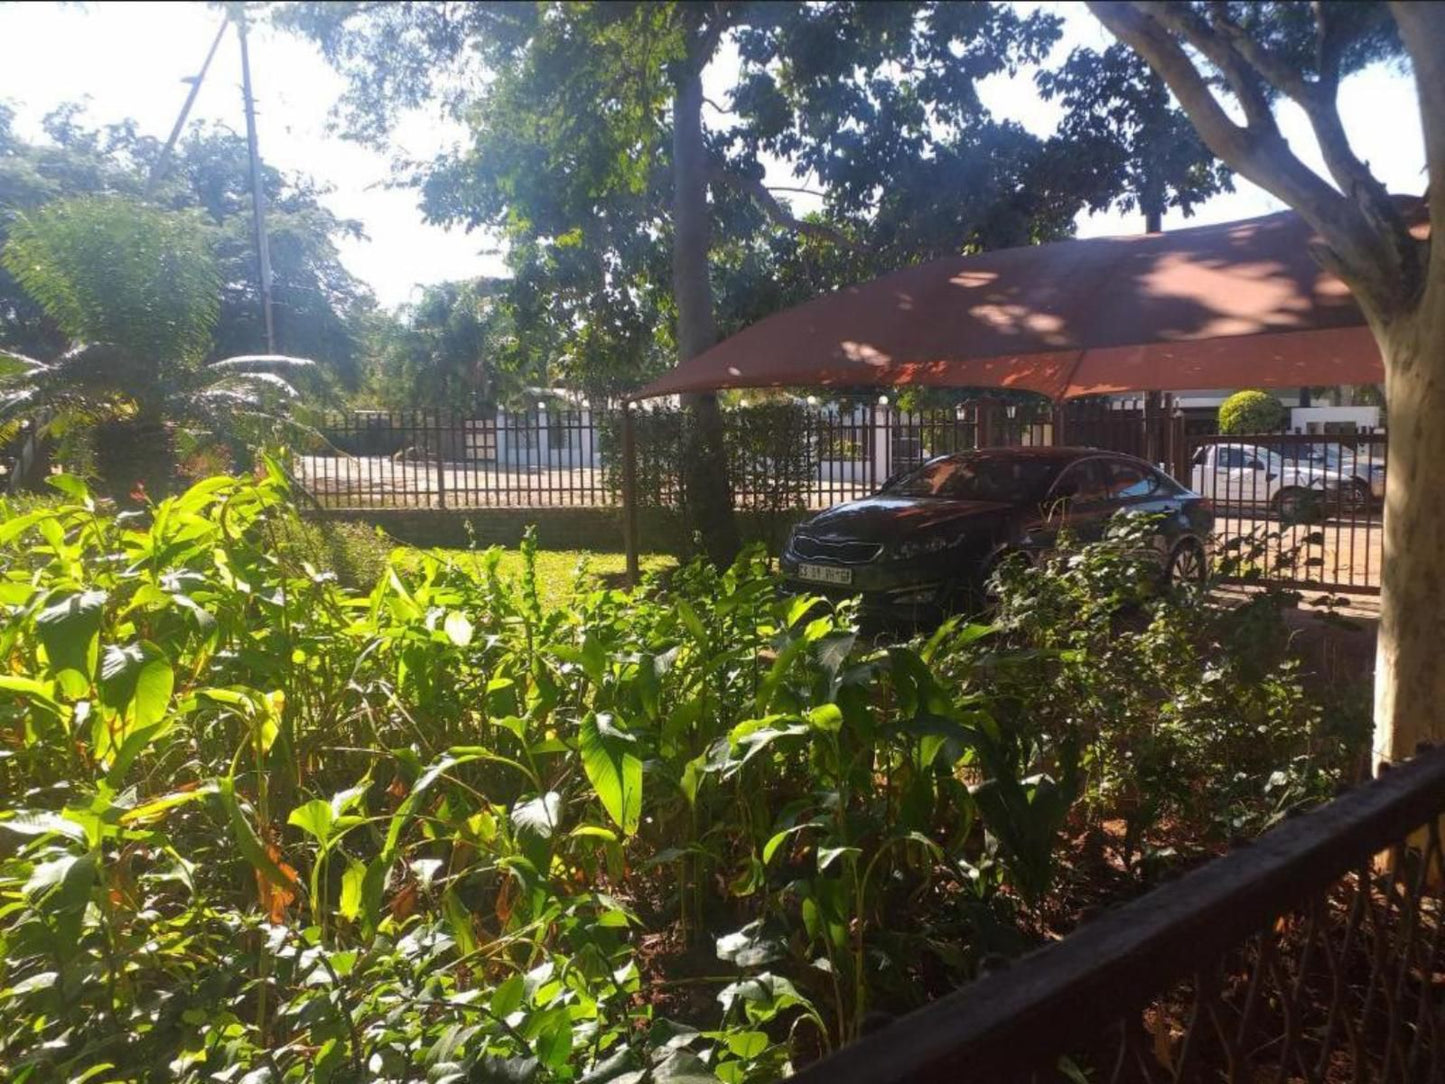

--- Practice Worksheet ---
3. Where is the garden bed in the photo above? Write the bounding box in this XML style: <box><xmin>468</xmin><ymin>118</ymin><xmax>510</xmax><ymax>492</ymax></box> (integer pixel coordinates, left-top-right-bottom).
<box><xmin>0</xmin><ymin>465</ymin><xmax>1371</xmax><ymax>1082</ymax></box>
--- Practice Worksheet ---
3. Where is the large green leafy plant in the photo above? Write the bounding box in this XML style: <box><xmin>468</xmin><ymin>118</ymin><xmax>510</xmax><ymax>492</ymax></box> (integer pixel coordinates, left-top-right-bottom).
<box><xmin>1</xmin><ymin>196</ymin><xmax>315</xmax><ymax>499</ymax></box>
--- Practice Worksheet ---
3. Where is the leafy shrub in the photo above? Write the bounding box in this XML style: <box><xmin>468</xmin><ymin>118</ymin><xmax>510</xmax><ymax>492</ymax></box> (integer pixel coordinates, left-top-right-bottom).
<box><xmin>279</xmin><ymin>515</ymin><xmax>398</xmax><ymax>589</ymax></box>
<box><xmin>1218</xmin><ymin>389</ymin><xmax>1287</xmax><ymax>434</ymax></box>
<box><xmin>986</xmin><ymin>515</ymin><xmax>1366</xmax><ymax>870</ymax></box>
<box><xmin>599</xmin><ymin>405</ymin><xmax>817</xmax><ymax>515</ymax></box>
<box><xmin>0</xmin><ymin>470</ymin><xmax>1365</xmax><ymax>1082</ymax></box>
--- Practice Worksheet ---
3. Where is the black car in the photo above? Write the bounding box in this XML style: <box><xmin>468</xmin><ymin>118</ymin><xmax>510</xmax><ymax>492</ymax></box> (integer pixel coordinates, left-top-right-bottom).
<box><xmin>780</xmin><ymin>447</ymin><xmax>1213</xmax><ymax>621</ymax></box>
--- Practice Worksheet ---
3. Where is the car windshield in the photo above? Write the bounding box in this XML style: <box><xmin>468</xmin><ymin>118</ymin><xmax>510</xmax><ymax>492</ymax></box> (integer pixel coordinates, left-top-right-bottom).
<box><xmin>883</xmin><ymin>453</ymin><xmax>1062</xmax><ymax>502</ymax></box>
<box><xmin>1260</xmin><ymin>449</ymin><xmax>1287</xmax><ymax>474</ymax></box>
<box><xmin>1290</xmin><ymin>443</ymin><xmax>1339</xmax><ymax>467</ymax></box>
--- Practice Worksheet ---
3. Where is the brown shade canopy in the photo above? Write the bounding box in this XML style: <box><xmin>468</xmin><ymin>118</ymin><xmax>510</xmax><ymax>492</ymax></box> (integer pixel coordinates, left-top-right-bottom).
<box><xmin>634</xmin><ymin>207</ymin><xmax>1401</xmax><ymax>401</ymax></box>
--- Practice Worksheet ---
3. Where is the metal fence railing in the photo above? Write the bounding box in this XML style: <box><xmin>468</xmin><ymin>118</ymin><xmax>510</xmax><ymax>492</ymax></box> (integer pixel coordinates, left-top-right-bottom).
<box><xmin>296</xmin><ymin>407</ymin><xmax>1386</xmax><ymax>594</ymax></box>
<box><xmin>297</xmin><ymin>404</ymin><xmax>1052</xmax><ymax>514</ymax></box>
<box><xmin>1186</xmin><ymin>431</ymin><xmax>1387</xmax><ymax>595</ymax></box>
<box><xmin>791</xmin><ymin>746</ymin><xmax>1445</xmax><ymax>1084</ymax></box>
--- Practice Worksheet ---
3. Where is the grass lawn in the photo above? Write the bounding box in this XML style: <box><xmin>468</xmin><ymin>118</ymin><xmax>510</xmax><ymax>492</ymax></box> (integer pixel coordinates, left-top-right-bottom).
<box><xmin>420</xmin><ymin>548</ymin><xmax>676</xmax><ymax>608</ymax></box>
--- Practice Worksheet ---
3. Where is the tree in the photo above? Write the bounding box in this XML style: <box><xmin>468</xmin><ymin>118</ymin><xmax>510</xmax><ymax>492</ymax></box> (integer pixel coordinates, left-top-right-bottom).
<box><xmin>360</xmin><ymin>278</ymin><xmax>540</xmax><ymax>410</ymax></box>
<box><xmin>1</xmin><ymin>196</ymin><xmax>314</xmax><ymax>499</ymax></box>
<box><xmin>280</xmin><ymin>1</ymin><xmax>1073</xmax><ymax>565</ymax></box>
<box><xmin>0</xmin><ymin>110</ymin><xmax>373</xmax><ymax>393</ymax></box>
<box><xmin>1083</xmin><ymin>1</ymin><xmax>1439</xmax><ymax>762</ymax></box>
<box><xmin>1037</xmin><ymin>43</ymin><xmax>1233</xmax><ymax>232</ymax></box>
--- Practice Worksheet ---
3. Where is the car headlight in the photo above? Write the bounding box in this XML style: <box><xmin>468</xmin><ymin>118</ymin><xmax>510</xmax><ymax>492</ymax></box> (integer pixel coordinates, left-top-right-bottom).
<box><xmin>892</xmin><ymin>535</ymin><xmax>959</xmax><ymax>561</ymax></box>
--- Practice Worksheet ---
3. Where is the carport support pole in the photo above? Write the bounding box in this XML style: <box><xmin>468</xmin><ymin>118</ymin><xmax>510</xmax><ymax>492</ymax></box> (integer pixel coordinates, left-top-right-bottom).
<box><xmin>1144</xmin><ymin>391</ymin><xmax>1162</xmax><ymax>466</ymax></box>
<box><xmin>622</xmin><ymin>403</ymin><xmax>640</xmax><ymax>586</ymax></box>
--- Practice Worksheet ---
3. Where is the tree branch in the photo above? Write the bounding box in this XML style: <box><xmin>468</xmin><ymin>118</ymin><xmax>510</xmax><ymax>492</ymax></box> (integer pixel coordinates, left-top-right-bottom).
<box><xmin>1144</xmin><ymin>1</ymin><xmax>1280</xmax><ymax>135</ymax></box>
<box><xmin>1206</xmin><ymin>2</ymin><xmax>1384</xmax><ymax>207</ymax></box>
<box><xmin>1203</xmin><ymin>3</ymin><xmax>1308</xmax><ymax>101</ymax></box>
<box><xmin>708</xmin><ymin>164</ymin><xmax>855</xmax><ymax>248</ymax></box>
<box><xmin>766</xmin><ymin>184</ymin><xmax>826</xmax><ymax>197</ymax></box>
<box><xmin>1090</xmin><ymin>1</ymin><xmax>1422</xmax><ymax>315</ymax></box>
<box><xmin>1089</xmin><ymin>2</ymin><xmax>1346</xmax><ymax>228</ymax></box>
<box><xmin>1391</xmin><ymin>1</ymin><xmax>1445</xmax><ymax>263</ymax></box>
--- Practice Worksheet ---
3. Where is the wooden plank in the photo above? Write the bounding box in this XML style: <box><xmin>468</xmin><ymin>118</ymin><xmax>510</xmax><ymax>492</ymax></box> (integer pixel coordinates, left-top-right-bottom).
<box><xmin>790</xmin><ymin>748</ymin><xmax>1445</xmax><ymax>1084</ymax></box>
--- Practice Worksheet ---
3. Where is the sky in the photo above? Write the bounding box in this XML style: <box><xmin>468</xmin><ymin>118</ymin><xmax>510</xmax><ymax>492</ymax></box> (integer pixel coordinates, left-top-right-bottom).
<box><xmin>0</xmin><ymin>2</ymin><xmax>1428</xmax><ymax>310</ymax></box>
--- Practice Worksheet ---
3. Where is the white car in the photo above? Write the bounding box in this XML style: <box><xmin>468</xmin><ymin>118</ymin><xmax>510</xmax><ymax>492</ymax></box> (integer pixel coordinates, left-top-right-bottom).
<box><xmin>1280</xmin><ymin>442</ymin><xmax>1386</xmax><ymax>504</ymax></box>
<box><xmin>1190</xmin><ymin>442</ymin><xmax>1353</xmax><ymax>519</ymax></box>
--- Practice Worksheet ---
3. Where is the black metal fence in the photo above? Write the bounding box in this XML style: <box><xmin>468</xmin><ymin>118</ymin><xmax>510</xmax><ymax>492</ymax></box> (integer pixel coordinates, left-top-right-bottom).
<box><xmin>1184</xmin><ymin>431</ymin><xmax>1387</xmax><ymax>596</ymax></box>
<box><xmin>297</xmin><ymin>406</ymin><xmax>1386</xmax><ymax>594</ymax></box>
<box><xmin>298</xmin><ymin>404</ymin><xmax>1052</xmax><ymax>513</ymax></box>
<box><xmin>791</xmin><ymin>746</ymin><xmax>1445</xmax><ymax>1084</ymax></box>
<box><xmin>303</xmin><ymin>409</ymin><xmax>609</xmax><ymax>509</ymax></box>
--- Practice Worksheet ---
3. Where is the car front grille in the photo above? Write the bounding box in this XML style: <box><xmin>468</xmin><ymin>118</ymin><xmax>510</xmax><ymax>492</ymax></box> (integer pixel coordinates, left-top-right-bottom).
<box><xmin>790</xmin><ymin>534</ymin><xmax>883</xmax><ymax>564</ymax></box>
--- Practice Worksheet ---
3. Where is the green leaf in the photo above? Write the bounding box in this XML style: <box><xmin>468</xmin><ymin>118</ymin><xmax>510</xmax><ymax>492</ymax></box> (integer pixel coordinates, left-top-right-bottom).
<box><xmin>105</xmin><ymin>717</ymin><xmax>175</xmax><ymax>785</ymax></box>
<box><xmin>98</xmin><ymin>641</ymin><xmax>173</xmax><ymax>726</ymax></box>
<box><xmin>761</xmin><ymin>820</ymin><xmax>822</xmax><ymax>865</ymax></box>
<box><xmin>133</xmin><ymin>653</ymin><xmax>173</xmax><ymax>727</ymax></box>
<box><xmin>288</xmin><ymin>799</ymin><xmax>335</xmax><ymax>845</ymax></box>
<box><xmin>716</xmin><ymin>921</ymin><xmax>784</xmax><ymax>969</ymax></box>
<box><xmin>511</xmin><ymin>792</ymin><xmax>562</xmax><ymax>840</ymax></box>
<box><xmin>119</xmin><ymin>783</ymin><xmax>218</xmax><ymax>825</ymax></box>
<box><xmin>0</xmin><ymin>674</ymin><xmax>59</xmax><ymax>706</ymax></box>
<box><xmin>443</xmin><ymin>610</ymin><xmax>474</xmax><ymax>646</ymax></box>
<box><xmin>218</xmin><ymin>776</ymin><xmax>298</xmax><ymax>894</ymax></box>
<box><xmin>722</xmin><ymin>1031</ymin><xmax>769</xmax><ymax>1059</ymax></box>
<box><xmin>442</xmin><ymin>888</ymin><xmax>477</xmax><ymax>956</ymax></box>
<box><xmin>676</xmin><ymin>599</ymin><xmax>707</xmax><ymax>642</ymax></box>
<box><xmin>491</xmin><ymin>973</ymin><xmax>526</xmax><ymax>1017</ymax></box>
<box><xmin>35</xmin><ymin>589</ymin><xmax>107</xmax><ymax>694</ymax></box>
<box><xmin>45</xmin><ymin>474</ymin><xmax>90</xmax><ymax>502</ymax></box>
<box><xmin>578</xmin><ymin>713</ymin><xmax>643</xmax><ymax>836</ymax></box>
<box><xmin>806</xmin><ymin>703</ymin><xmax>843</xmax><ymax>732</ymax></box>
<box><xmin>0</xmin><ymin>509</ymin><xmax>53</xmax><ymax>545</ymax></box>
<box><xmin>0</xmin><ymin>810</ymin><xmax>89</xmax><ymax>842</ymax></box>
<box><xmin>338</xmin><ymin>859</ymin><xmax>366</xmax><ymax>921</ymax></box>
<box><xmin>817</xmin><ymin>844</ymin><xmax>860</xmax><ymax>871</ymax></box>
<box><xmin>534</xmin><ymin>1016</ymin><xmax>573</xmax><ymax>1069</ymax></box>
<box><xmin>716</xmin><ymin>973</ymin><xmax>806</xmax><ymax>1025</ymax></box>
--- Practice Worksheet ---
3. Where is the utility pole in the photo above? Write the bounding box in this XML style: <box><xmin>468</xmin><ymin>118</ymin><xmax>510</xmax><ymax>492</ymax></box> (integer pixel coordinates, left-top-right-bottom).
<box><xmin>236</xmin><ymin>5</ymin><xmax>277</xmax><ymax>353</ymax></box>
<box><xmin>145</xmin><ymin>14</ymin><xmax>229</xmax><ymax>197</ymax></box>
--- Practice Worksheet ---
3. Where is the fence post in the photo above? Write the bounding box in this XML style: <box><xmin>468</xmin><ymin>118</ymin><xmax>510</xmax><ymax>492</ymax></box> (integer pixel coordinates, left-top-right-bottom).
<box><xmin>977</xmin><ymin>401</ymin><xmax>995</xmax><ymax>448</ymax></box>
<box><xmin>621</xmin><ymin>404</ymin><xmax>640</xmax><ymax>586</ymax></box>
<box><xmin>871</xmin><ymin>404</ymin><xmax>890</xmax><ymax>488</ymax></box>
<box><xmin>1144</xmin><ymin>391</ymin><xmax>1161</xmax><ymax>465</ymax></box>
<box><xmin>1052</xmin><ymin>400</ymin><xmax>1067</xmax><ymax>446</ymax></box>
<box><xmin>433</xmin><ymin>410</ymin><xmax>447</xmax><ymax>510</ymax></box>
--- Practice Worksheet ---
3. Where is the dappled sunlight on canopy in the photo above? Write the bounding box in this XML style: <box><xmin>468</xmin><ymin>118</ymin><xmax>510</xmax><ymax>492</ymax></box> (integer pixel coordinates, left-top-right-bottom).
<box><xmin>634</xmin><ymin>205</ymin><xmax>1423</xmax><ymax>401</ymax></box>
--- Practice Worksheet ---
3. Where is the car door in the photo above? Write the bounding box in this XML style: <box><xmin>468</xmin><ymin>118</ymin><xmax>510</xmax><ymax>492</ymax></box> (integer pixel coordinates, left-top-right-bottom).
<box><xmin>1029</xmin><ymin>458</ymin><xmax>1112</xmax><ymax>557</ymax></box>
<box><xmin>1102</xmin><ymin>456</ymin><xmax>1177</xmax><ymax>557</ymax></box>
<box><xmin>1234</xmin><ymin>447</ymin><xmax>1274</xmax><ymax>507</ymax></box>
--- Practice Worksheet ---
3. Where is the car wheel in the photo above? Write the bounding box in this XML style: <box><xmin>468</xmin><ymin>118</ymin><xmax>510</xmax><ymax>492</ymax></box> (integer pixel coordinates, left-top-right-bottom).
<box><xmin>1273</xmin><ymin>487</ymin><xmax>1318</xmax><ymax>523</ymax></box>
<box><xmin>1345</xmin><ymin>479</ymin><xmax>1371</xmax><ymax>512</ymax></box>
<box><xmin>1166</xmin><ymin>538</ymin><xmax>1207</xmax><ymax>588</ymax></box>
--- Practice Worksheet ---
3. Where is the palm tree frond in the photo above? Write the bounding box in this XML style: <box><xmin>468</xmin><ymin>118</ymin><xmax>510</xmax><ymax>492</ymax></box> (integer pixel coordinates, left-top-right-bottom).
<box><xmin>0</xmin><ymin>350</ymin><xmax>52</xmax><ymax>381</ymax></box>
<box><xmin>207</xmin><ymin>354</ymin><xmax>318</xmax><ymax>372</ymax></box>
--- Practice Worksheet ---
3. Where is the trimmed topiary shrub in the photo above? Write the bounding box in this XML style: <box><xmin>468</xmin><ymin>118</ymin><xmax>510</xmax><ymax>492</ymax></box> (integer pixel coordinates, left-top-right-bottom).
<box><xmin>1218</xmin><ymin>389</ymin><xmax>1287</xmax><ymax>434</ymax></box>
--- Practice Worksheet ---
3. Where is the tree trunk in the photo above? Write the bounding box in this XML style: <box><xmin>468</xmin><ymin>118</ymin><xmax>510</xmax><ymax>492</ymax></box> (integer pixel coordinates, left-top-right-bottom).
<box><xmin>92</xmin><ymin>415</ymin><xmax>174</xmax><ymax>504</ymax></box>
<box><xmin>1373</xmin><ymin>294</ymin><xmax>1445</xmax><ymax>764</ymax></box>
<box><xmin>672</xmin><ymin>63</ymin><xmax>740</xmax><ymax>567</ymax></box>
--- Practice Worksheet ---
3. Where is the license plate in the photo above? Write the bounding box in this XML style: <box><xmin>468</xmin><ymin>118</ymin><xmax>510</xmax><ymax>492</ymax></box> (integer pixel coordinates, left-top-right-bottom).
<box><xmin>798</xmin><ymin>563</ymin><xmax>852</xmax><ymax>586</ymax></box>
